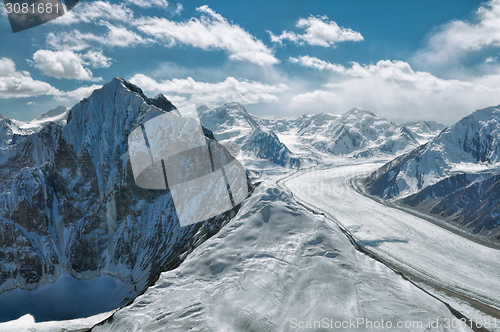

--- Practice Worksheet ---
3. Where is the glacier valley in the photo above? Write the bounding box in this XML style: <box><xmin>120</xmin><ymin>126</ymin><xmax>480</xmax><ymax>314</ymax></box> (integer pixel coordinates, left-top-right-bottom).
<box><xmin>1</xmin><ymin>78</ymin><xmax>499</xmax><ymax>332</ymax></box>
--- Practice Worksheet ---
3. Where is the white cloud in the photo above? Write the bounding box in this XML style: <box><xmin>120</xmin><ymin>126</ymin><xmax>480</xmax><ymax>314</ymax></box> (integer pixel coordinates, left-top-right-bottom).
<box><xmin>46</xmin><ymin>32</ymin><xmax>91</xmax><ymax>52</ymax></box>
<box><xmin>291</xmin><ymin>56</ymin><xmax>471</xmax><ymax>90</ymax></box>
<box><xmin>0</xmin><ymin>58</ymin><xmax>58</xmax><ymax>98</ymax></box>
<box><xmin>173</xmin><ymin>3</ymin><xmax>183</xmax><ymax>15</ymax></box>
<box><xmin>289</xmin><ymin>56</ymin><xmax>500</xmax><ymax>123</ymax></box>
<box><xmin>32</xmin><ymin>50</ymin><xmax>108</xmax><ymax>81</ymax></box>
<box><xmin>122</xmin><ymin>0</ymin><xmax>182</xmax><ymax>15</ymax></box>
<box><xmin>0</xmin><ymin>58</ymin><xmax>16</xmax><ymax>76</ymax></box>
<box><xmin>123</xmin><ymin>0</ymin><xmax>169</xmax><ymax>8</ymax></box>
<box><xmin>103</xmin><ymin>24</ymin><xmax>147</xmax><ymax>47</ymax></box>
<box><xmin>54</xmin><ymin>84</ymin><xmax>102</xmax><ymax>103</ymax></box>
<box><xmin>485</xmin><ymin>56</ymin><xmax>497</xmax><ymax>63</ymax></box>
<box><xmin>291</xmin><ymin>89</ymin><xmax>338</xmax><ymax>105</ymax></box>
<box><xmin>83</xmin><ymin>51</ymin><xmax>112</xmax><ymax>68</ymax></box>
<box><xmin>46</xmin><ymin>3</ymin><xmax>270</xmax><ymax>65</ymax></box>
<box><xmin>290</xmin><ymin>56</ymin><xmax>346</xmax><ymax>73</ymax></box>
<box><xmin>270</xmin><ymin>16</ymin><xmax>363</xmax><ymax>47</ymax></box>
<box><xmin>0</xmin><ymin>57</ymin><xmax>101</xmax><ymax>104</ymax></box>
<box><xmin>47</xmin><ymin>24</ymin><xmax>147</xmax><ymax>51</ymax></box>
<box><xmin>49</xmin><ymin>1</ymin><xmax>134</xmax><ymax>25</ymax></box>
<box><xmin>134</xmin><ymin>5</ymin><xmax>278</xmax><ymax>65</ymax></box>
<box><xmin>129</xmin><ymin>74</ymin><xmax>288</xmax><ymax>106</ymax></box>
<box><xmin>413</xmin><ymin>0</ymin><xmax>500</xmax><ymax>73</ymax></box>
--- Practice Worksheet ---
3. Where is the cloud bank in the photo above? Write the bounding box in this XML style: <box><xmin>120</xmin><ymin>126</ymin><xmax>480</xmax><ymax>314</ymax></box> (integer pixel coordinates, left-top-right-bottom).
<box><xmin>270</xmin><ymin>16</ymin><xmax>363</xmax><ymax>47</ymax></box>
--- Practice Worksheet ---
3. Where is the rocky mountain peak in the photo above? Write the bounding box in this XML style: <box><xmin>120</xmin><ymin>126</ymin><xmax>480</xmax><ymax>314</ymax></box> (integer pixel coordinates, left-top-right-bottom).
<box><xmin>0</xmin><ymin>77</ymin><xmax>244</xmax><ymax>322</ymax></box>
<box><xmin>198</xmin><ymin>102</ymin><xmax>260</xmax><ymax>141</ymax></box>
<box><xmin>36</xmin><ymin>106</ymin><xmax>67</xmax><ymax>120</ymax></box>
<box><xmin>343</xmin><ymin>108</ymin><xmax>377</xmax><ymax>118</ymax></box>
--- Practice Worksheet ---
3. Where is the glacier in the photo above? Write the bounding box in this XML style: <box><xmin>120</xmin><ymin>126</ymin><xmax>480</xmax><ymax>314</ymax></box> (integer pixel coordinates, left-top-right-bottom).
<box><xmin>1</xmin><ymin>77</ymin><xmax>498</xmax><ymax>332</ymax></box>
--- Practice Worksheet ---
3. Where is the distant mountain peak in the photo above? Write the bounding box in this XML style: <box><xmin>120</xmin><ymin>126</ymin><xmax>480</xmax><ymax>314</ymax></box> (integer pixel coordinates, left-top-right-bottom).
<box><xmin>403</xmin><ymin>120</ymin><xmax>447</xmax><ymax>144</ymax></box>
<box><xmin>38</xmin><ymin>106</ymin><xmax>67</xmax><ymax>119</ymax></box>
<box><xmin>344</xmin><ymin>108</ymin><xmax>376</xmax><ymax>117</ymax></box>
<box><xmin>149</xmin><ymin>93</ymin><xmax>176</xmax><ymax>113</ymax></box>
<box><xmin>366</xmin><ymin>104</ymin><xmax>500</xmax><ymax>242</ymax></box>
<box><xmin>199</xmin><ymin>102</ymin><xmax>259</xmax><ymax>133</ymax></box>
<box><xmin>198</xmin><ymin>103</ymin><xmax>300</xmax><ymax>167</ymax></box>
<box><xmin>113</xmin><ymin>76</ymin><xmax>144</xmax><ymax>94</ymax></box>
<box><xmin>196</xmin><ymin>105</ymin><xmax>210</xmax><ymax>114</ymax></box>
<box><xmin>367</xmin><ymin>104</ymin><xmax>500</xmax><ymax>199</ymax></box>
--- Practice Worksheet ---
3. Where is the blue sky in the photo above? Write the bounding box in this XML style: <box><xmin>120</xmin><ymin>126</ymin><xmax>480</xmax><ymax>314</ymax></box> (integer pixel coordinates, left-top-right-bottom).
<box><xmin>1</xmin><ymin>0</ymin><xmax>500</xmax><ymax>124</ymax></box>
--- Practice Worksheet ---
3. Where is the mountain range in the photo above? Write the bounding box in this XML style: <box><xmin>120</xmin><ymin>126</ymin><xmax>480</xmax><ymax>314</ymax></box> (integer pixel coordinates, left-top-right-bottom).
<box><xmin>198</xmin><ymin>102</ymin><xmax>301</xmax><ymax>168</ymax></box>
<box><xmin>2</xmin><ymin>76</ymin><xmax>498</xmax><ymax>329</ymax></box>
<box><xmin>198</xmin><ymin>105</ymin><xmax>425</xmax><ymax>163</ymax></box>
<box><xmin>0</xmin><ymin>78</ymin><xmax>246</xmax><ymax>322</ymax></box>
<box><xmin>366</xmin><ymin>106</ymin><xmax>500</xmax><ymax>241</ymax></box>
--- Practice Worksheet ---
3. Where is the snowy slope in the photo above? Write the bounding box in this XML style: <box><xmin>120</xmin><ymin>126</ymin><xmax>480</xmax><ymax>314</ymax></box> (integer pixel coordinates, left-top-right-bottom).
<box><xmin>199</xmin><ymin>103</ymin><xmax>300</xmax><ymax>168</ymax></box>
<box><xmin>366</xmin><ymin>105</ymin><xmax>500</xmax><ymax>240</ymax></box>
<box><xmin>404</xmin><ymin>120</ymin><xmax>447</xmax><ymax>144</ymax></box>
<box><xmin>367</xmin><ymin>105</ymin><xmax>500</xmax><ymax>198</ymax></box>
<box><xmin>0</xmin><ymin>106</ymin><xmax>68</xmax><ymax>145</ymax></box>
<box><xmin>298</xmin><ymin>108</ymin><xmax>418</xmax><ymax>158</ymax></box>
<box><xmin>286</xmin><ymin>163</ymin><xmax>500</xmax><ymax>329</ymax></box>
<box><xmin>199</xmin><ymin>106</ymin><xmax>419</xmax><ymax>165</ymax></box>
<box><xmin>296</xmin><ymin>112</ymin><xmax>339</xmax><ymax>135</ymax></box>
<box><xmin>0</xmin><ymin>114</ymin><xmax>19</xmax><ymax>148</ymax></box>
<box><xmin>15</xmin><ymin>106</ymin><xmax>68</xmax><ymax>134</ymax></box>
<box><xmin>0</xmin><ymin>78</ymin><xmax>243</xmax><ymax>322</ymax></box>
<box><xmin>259</xmin><ymin>117</ymin><xmax>293</xmax><ymax>133</ymax></box>
<box><xmin>93</xmin><ymin>182</ymin><xmax>470</xmax><ymax>332</ymax></box>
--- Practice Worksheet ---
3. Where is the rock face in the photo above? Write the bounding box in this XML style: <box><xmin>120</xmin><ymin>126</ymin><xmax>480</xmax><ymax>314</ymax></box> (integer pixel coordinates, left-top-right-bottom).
<box><xmin>0</xmin><ymin>78</ymin><xmax>244</xmax><ymax>322</ymax></box>
<box><xmin>198</xmin><ymin>102</ymin><xmax>300</xmax><ymax>168</ymax></box>
<box><xmin>298</xmin><ymin>108</ymin><xmax>419</xmax><ymax>158</ymax></box>
<box><xmin>0</xmin><ymin>115</ymin><xmax>18</xmax><ymax>148</ymax></box>
<box><xmin>241</xmin><ymin>126</ymin><xmax>300</xmax><ymax>168</ymax></box>
<box><xmin>366</xmin><ymin>105</ymin><xmax>500</xmax><ymax>241</ymax></box>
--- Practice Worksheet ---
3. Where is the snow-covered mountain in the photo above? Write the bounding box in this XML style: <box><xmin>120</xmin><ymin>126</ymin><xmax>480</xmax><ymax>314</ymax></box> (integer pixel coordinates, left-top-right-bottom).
<box><xmin>202</xmin><ymin>107</ymin><xmax>419</xmax><ymax>165</ymax></box>
<box><xmin>404</xmin><ymin>120</ymin><xmax>447</xmax><ymax>144</ymax></box>
<box><xmin>0</xmin><ymin>78</ymin><xmax>245</xmax><ymax>322</ymax></box>
<box><xmin>198</xmin><ymin>102</ymin><xmax>300</xmax><ymax>168</ymax></box>
<box><xmin>298</xmin><ymin>108</ymin><xmax>419</xmax><ymax>158</ymax></box>
<box><xmin>198</xmin><ymin>102</ymin><xmax>260</xmax><ymax>144</ymax></box>
<box><xmin>296</xmin><ymin>112</ymin><xmax>339</xmax><ymax>135</ymax></box>
<box><xmin>241</xmin><ymin>125</ymin><xmax>300</xmax><ymax>168</ymax></box>
<box><xmin>17</xmin><ymin>106</ymin><xmax>68</xmax><ymax>133</ymax></box>
<box><xmin>93</xmin><ymin>182</ymin><xmax>469</xmax><ymax>332</ymax></box>
<box><xmin>259</xmin><ymin>117</ymin><xmax>293</xmax><ymax>133</ymax></box>
<box><xmin>366</xmin><ymin>105</ymin><xmax>500</xmax><ymax>240</ymax></box>
<box><xmin>0</xmin><ymin>114</ymin><xmax>19</xmax><ymax>148</ymax></box>
<box><xmin>0</xmin><ymin>106</ymin><xmax>68</xmax><ymax>147</ymax></box>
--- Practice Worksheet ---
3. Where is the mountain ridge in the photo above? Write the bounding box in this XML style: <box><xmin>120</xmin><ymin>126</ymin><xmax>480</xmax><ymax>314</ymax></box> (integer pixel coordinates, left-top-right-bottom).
<box><xmin>365</xmin><ymin>105</ymin><xmax>500</xmax><ymax>241</ymax></box>
<box><xmin>0</xmin><ymin>77</ymin><xmax>246</xmax><ymax>322</ymax></box>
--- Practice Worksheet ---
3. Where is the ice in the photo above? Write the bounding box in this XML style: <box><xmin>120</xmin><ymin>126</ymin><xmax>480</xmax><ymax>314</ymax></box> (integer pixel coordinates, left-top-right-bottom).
<box><xmin>285</xmin><ymin>161</ymin><xmax>500</xmax><ymax>326</ymax></box>
<box><xmin>94</xmin><ymin>183</ymin><xmax>471</xmax><ymax>332</ymax></box>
